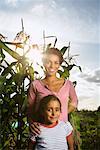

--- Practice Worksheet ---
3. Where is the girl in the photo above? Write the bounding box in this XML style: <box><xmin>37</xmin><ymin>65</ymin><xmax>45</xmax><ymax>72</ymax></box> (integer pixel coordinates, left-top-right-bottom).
<box><xmin>28</xmin><ymin>95</ymin><xmax>74</xmax><ymax>150</ymax></box>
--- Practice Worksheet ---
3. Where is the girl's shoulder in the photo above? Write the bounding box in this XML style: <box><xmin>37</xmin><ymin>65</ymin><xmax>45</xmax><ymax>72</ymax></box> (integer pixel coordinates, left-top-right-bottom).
<box><xmin>59</xmin><ymin>120</ymin><xmax>71</xmax><ymax>125</ymax></box>
<box><xmin>59</xmin><ymin>121</ymin><xmax>73</xmax><ymax>131</ymax></box>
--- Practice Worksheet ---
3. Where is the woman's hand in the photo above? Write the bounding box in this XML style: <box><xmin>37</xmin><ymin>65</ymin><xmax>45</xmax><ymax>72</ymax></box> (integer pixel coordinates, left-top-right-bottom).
<box><xmin>68</xmin><ymin>103</ymin><xmax>76</xmax><ymax>114</ymax></box>
<box><xmin>29</xmin><ymin>122</ymin><xmax>41</xmax><ymax>136</ymax></box>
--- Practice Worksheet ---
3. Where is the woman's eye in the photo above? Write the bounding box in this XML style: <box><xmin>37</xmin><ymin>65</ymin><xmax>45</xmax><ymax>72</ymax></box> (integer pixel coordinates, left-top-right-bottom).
<box><xmin>43</xmin><ymin>59</ymin><xmax>49</xmax><ymax>64</ymax></box>
<box><xmin>45</xmin><ymin>61</ymin><xmax>49</xmax><ymax>64</ymax></box>
<box><xmin>55</xmin><ymin>62</ymin><xmax>59</xmax><ymax>64</ymax></box>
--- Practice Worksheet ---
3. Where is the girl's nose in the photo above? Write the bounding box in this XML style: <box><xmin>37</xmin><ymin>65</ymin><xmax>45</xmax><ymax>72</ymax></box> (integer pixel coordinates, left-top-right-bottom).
<box><xmin>52</xmin><ymin>110</ymin><xmax>55</xmax><ymax>116</ymax></box>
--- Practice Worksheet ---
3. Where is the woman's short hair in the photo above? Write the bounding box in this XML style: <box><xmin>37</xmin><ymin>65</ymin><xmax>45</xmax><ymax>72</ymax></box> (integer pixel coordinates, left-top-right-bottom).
<box><xmin>42</xmin><ymin>48</ymin><xmax>63</xmax><ymax>64</ymax></box>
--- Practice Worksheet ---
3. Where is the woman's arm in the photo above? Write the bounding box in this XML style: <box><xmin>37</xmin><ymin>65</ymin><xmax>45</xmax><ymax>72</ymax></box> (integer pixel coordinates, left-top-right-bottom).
<box><xmin>28</xmin><ymin>139</ymin><xmax>36</xmax><ymax>150</ymax></box>
<box><xmin>69</xmin><ymin>81</ymin><xmax>78</xmax><ymax>113</ymax></box>
<box><xmin>27</xmin><ymin>82</ymin><xmax>36</xmax><ymax>121</ymax></box>
<box><xmin>29</xmin><ymin>121</ymin><xmax>41</xmax><ymax>135</ymax></box>
<box><xmin>68</xmin><ymin>103</ymin><xmax>76</xmax><ymax>114</ymax></box>
<box><xmin>27</xmin><ymin>82</ymin><xmax>41</xmax><ymax>135</ymax></box>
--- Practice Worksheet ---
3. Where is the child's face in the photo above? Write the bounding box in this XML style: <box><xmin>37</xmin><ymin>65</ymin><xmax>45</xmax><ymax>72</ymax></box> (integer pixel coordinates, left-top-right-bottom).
<box><xmin>43</xmin><ymin>100</ymin><xmax>61</xmax><ymax>125</ymax></box>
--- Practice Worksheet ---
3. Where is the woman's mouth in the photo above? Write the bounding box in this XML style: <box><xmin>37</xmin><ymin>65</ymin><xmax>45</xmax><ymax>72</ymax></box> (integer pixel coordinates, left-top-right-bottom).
<box><xmin>49</xmin><ymin>69</ymin><xmax>56</xmax><ymax>73</ymax></box>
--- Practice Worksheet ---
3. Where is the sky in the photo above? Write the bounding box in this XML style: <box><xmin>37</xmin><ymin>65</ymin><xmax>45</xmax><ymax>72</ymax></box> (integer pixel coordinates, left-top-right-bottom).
<box><xmin>0</xmin><ymin>0</ymin><xmax>100</xmax><ymax>110</ymax></box>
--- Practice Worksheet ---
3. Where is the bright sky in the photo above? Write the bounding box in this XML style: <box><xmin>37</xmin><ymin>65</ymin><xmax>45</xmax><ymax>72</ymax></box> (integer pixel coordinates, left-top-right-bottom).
<box><xmin>0</xmin><ymin>0</ymin><xmax>100</xmax><ymax>110</ymax></box>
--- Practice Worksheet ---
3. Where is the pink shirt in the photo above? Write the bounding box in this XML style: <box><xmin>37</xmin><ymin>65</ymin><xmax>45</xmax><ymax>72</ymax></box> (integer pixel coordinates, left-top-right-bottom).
<box><xmin>28</xmin><ymin>79</ymin><xmax>78</xmax><ymax>121</ymax></box>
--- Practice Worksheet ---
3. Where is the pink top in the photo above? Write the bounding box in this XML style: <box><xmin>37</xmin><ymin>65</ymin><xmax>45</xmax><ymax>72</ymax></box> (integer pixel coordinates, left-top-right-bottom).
<box><xmin>28</xmin><ymin>79</ymin><xmax>78</xmax><ymax>121</ymax></box>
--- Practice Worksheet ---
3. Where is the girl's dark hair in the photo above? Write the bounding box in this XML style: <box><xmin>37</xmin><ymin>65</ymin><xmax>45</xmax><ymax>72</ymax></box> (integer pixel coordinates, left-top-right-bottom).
<box><xmin>37</xmin><ymin>95</ymin><xmax>61</xmax><ymax>123</ymax></box>
<box><xmin>42</xmin><ymin>48</ymin><xmax>63</xmax><ymax>64</ymax></box>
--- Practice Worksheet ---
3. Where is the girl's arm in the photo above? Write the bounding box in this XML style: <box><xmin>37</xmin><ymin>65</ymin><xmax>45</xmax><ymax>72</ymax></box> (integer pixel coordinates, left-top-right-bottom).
<box><xmin>67</xmin><ymin>132</ymin><xmax>74</xmax><ymax>150</ymax></box>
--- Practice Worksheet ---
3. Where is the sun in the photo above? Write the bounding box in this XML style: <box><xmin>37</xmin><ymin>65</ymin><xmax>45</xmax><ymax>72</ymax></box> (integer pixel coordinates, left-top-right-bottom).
<box><xmin>25</xmin><ymin>45</ymin><xmax>44</xmax><ymax>77</ymax></box>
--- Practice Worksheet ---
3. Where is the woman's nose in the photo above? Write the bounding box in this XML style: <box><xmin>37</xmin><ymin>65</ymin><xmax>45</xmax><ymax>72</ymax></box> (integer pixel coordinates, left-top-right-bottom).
<box><xmin>50</xmin><ymin>62</ymin><xmax>55</xmax><ymax>68</ymax></box>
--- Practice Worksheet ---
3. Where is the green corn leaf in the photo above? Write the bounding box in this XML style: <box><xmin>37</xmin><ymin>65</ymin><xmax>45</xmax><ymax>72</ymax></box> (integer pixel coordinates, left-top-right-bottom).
<box><xmin>0</xmin><ymin>40</ymin><xmax>21</xmax><ymax>60</ymax></box>
<box><xmin>60</xmin><ymin>46</ymin><xmax>69</xmax><ymax>55</ymax></box>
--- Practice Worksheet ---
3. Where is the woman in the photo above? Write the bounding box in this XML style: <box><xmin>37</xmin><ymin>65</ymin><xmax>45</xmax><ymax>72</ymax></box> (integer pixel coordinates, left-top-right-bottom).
<box><xmin>27</xmin><ymin>47</ymin><xmax>78</xmax><ymax>135</ymax></box>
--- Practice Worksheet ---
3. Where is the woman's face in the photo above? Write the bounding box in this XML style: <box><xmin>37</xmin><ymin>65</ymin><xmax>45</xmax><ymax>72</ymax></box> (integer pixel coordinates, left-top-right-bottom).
<box><xmin>43</xmin><ymin>54</ymin><xmax>60</xmax><ymax>76</ymax></box>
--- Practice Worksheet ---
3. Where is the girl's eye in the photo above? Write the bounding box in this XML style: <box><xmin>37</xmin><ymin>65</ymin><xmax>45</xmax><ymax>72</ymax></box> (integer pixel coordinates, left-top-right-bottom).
<box><xmin>47</xmin><ymin>109</ymin><xmax>52</xmax><ymax>112</ymax></box>
<box><xmin>55</xmin><ymin>108</ymin><xmax>60</xmax><ymax>112</ymax></box>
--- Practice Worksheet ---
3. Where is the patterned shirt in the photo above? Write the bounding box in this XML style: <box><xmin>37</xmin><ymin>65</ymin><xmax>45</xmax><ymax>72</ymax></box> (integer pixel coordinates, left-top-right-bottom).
<box><xmin>30</xmin><ymin>121</ymin><xmax>73</xmax><ymax>150</ymax></box>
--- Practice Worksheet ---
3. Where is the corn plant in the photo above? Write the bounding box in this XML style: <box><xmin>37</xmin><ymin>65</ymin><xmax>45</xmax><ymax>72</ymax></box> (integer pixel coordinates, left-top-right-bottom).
<box><xmin>0</xmin><ymin>30</ymin><xmax>82</xmax><ymax>149</ymax></box>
